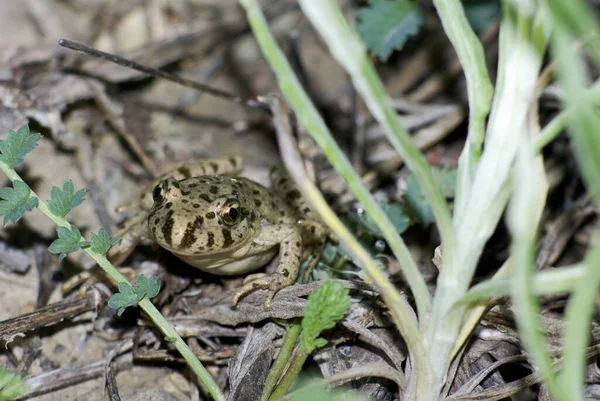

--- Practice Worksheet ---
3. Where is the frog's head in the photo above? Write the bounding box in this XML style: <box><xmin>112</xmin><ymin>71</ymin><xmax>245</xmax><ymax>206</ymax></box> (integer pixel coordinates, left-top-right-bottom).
<box><xmin>147</xmin><ymin>177</ymin><xmax>258</xmax><ymax>257</ymax></box>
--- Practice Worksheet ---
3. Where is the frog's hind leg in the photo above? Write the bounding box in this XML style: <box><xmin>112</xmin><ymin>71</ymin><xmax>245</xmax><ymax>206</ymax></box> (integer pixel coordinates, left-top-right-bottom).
<box><xmin>231</xmin><ymin>227</ymin><xmax>302</xmax><ymax>311</ymax></box>
<box><xmin>270</xmin><ymin>166</ymin><xmax>329</xmax><ymax>281</ymax></box>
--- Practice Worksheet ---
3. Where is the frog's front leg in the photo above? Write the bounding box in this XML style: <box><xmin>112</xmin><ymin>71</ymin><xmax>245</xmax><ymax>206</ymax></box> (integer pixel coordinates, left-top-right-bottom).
<box><xmin>231</xmin><ymin>225</ymin><xmax>302</xmax><ymax>311</ymax></box>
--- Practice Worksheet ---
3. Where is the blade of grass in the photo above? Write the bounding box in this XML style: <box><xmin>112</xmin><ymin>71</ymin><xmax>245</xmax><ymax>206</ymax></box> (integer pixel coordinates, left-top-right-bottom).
<box><xmin>425</xmin><ymin>1</ymin><xmax>549</xmax><ymax>392</ymax></box>
<box><xmin>508</xmin><ymin>141</ymin><xmax>567</xmax><ymax>401</ymax></box>
<box><xmin>236</xmin><ymin>0</ymin><xmax>432</xmax><ymax>321</ymax></box>
<box><xmin>431</xmin><ymin>0</ymin><xmax>493</xmax><ymax>221</ymax></box>
<box><xmin>298</xmin><ymin>1</ymin><xmax>454</xmax><ymax>278</ymax></box>
<box><xmin>259</xmin><ymin>93</ymin><xmax>431</xmax><ymax>393</ymax></box>
<box><xmin>549</xmin><ymin>8</ymin><xmax>600</xmax><ymax>396</ymax></box>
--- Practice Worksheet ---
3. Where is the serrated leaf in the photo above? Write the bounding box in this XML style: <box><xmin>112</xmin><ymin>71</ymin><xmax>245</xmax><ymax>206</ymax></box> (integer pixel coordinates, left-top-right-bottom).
<box><xmin>108</xmin><ymin>282</ymin><xmax>138</xmax><ymax>316</ymax></box>
<box><xmin>133</xmin><ymin>274</ymin><xmax>160</xmax><ymax>298</ymax></box>
<box><xmin>108</xmin><ymin>274</ymin><xmax>160</xmax><ymax>316</ymax></box>
<box><xmin>0</xmin><ymin>180</ymin><xmax>38</xmax><ymax>226</ymax></box>
<box><xmin>90</xmin><ymin>228</ymin><xmax>121</xmax><ymax>255</ymax></box>
<box><xmin>404</xmin><ymin>167</ymin><xmax>457</xmax><ymax>225</ymax></box>
<box><xmin>353</xmin><ymin>201</ymin><xmax>410</xmax><ymax>238</ymax></box>
<box><xmin>0</xmin><ymin>368</ymin><xmax>28</xmax><ymax>401</ymax></box>
<box><xmin>47</xmin><ymin>180</ymin><xmax>86</xmax><ymax>217</ymax></box>
<box><xmin>357</xmin><ymin>0</ymin><xmax>424</xmax><ymax>62</ymax></box>
<box><xmin>0</xmin><ymin>124</ymin><xmax>41</xmax><ymax>168</ymax></box>
<box><xmin>300</xmin><ymin>280</ymin><xmax>351</xmax><ymax>354</ymax></box>
<box><xmin>48</xmin><ymin>225</ymin><xmax>90</xmax><ymax>261</ymax></box>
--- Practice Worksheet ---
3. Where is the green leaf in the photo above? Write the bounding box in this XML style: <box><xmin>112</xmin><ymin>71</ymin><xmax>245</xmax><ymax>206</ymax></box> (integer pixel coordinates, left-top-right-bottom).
<box><xmin>404</xmin><ymin>167</ymin><xmax>457</xmax><ymax>225</ymax></box>
<box><xmin>464</xmin><ymin>0</ymin><xmax>501</xmax><ymax>33</ymax></box>
<box><xmin>0</xmin><ymin>368</ymin><xmax>28</xmax><ymax>401</ymax></box>
<box><xmin>47</xmin><ymin>180</ymin><xmax>86</xmax><ymax>217</ymax></box>
<box><xmin>353</xmin><ymin>201</ymin><xmax>410</xmax><ymax>237</ymax></box>
<box><xmin>356</xmin><ymin>0</ymin><xmax>424</xmax><ymax>62</ymax></box>
<box><xmin>300</xmin><ymin>280</ymin><xmax>351</xmax><ymax>354</ymax></box>
<box><xmin>0</xmin><ymin>124</ymin><xmax>41</xmax><ymax>168</ymax></box>
<box><xmin>108</xmin><ymin>282</ymin><xmax>138</xmax><ymax>316</ymax></box>
<box><xmin>90</xmin><ymin>228</ymin><xmax>121</xmax><ymax>255</ymax></box>
<box><xmin>108</xmin><ymin>274</ymin><xmax>160</xmax><ymax>316</ymax></box>
<box><xmin>0</xmin><ymin>180</ymin><xmax>38</xmax><ymax>226</ymax></box>
<box><xmin>48</xmin><ymin>225</ymin><xmax>90</xmax><ymax>261</ymax></box>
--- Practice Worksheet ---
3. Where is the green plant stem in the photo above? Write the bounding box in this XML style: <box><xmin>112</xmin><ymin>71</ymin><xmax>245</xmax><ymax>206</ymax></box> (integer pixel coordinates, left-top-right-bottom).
<box><xmin>549</xmin><ymin>9</ymin><xmax>600</xmax><ymax>396</ymax></box>
<box><xmin>533</xmin><ymin>78</ymin><xmax>600</xmax><ymax>153</ymax></box>
<box><xmin>268</xmin><ymin>346</ymin><xmax>308</xmax><ymax>401</ymax></box>
<box><xmin>261</xmin><ymin>321</ymin><xmax>302</xmax><ymax>401</ymax></box>
<box><xmin>259</xmin><ymin>93</ymin><xmax>431</xmax><ymax>393</ymax></box>
<box><xmin>458</xmin><ymin>263</ymin><xmax>585</xmax><ymax>304</ymax></box>
<box><xmin>509</xmin><ymin>142</ymin><xmax>567</xmax><ymax>401</ymax></box>
<box><xmin>237</xmin><ymin>0</ymin><xmax>431</xmax><ymax>323</ymax></box>
<box><xmin>432</xmin><ymin>0</ymin><xmax>493</xmax><ymax>221</ymax></box>
<box><xmin>0</xmin><ymin>163</ymin><xmax>225</xmax><ymax>401</ymax></box>
<box><xmin>298</xmin><ymin>1</ymin><xmax>453</xmax><ymax>301</ymax></box>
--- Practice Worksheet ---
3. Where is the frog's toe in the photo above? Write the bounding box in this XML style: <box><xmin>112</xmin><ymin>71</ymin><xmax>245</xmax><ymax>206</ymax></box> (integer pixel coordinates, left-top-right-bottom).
<box><xmin>231</xmin><ymin>272</ymin><xmax>292</xmax><ymax>311</ymax></box>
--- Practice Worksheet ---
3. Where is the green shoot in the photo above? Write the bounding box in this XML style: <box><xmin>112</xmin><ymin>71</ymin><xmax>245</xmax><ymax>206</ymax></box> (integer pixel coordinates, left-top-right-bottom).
<box><xmin>0</xmin><ymin>368</ymin><xmax>27</xmax><ymax>401</ymax></box>
<box><xmin>300</xmin><ymin>280</ymin><xmax>351</xmax><ymax>354</ymax></box>
<box><xmin>108</xmin><ymin>274</ymin><xmax>160</xmax><ymax>316</ymax></box>
<box><xmin>268</xmin><ymin>281</ymin><xmax>350</xmax><ymax>401</ymax></box>
<box><xmin>0</xmin><ymin>180</ymin><xmax>38</xmax><ymax>225</ymax></box>
<box><xmin>48</xmin><ymin>225</ymin><xmax>90</xmax><ymax>262</ymax></box>
<box><xmin>47</xmin><ymin>180</ymin><xmax>86</xmax><ymax>217</ymax></box>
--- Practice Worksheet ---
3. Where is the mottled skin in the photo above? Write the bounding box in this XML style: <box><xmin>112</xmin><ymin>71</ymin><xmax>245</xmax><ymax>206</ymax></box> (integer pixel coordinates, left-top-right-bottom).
<box><xmin>114</xmin><ymin>157</ymin><xmax>326</xmax><ymax>310</ymax></box>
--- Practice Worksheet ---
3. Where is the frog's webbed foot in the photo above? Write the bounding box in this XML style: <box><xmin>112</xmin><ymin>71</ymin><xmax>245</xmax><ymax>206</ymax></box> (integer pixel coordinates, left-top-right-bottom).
<box><xmin>231</xmin><ymin>271</ymin><xmax>295</xmax><ymax>311</ymax></box>
<box><xmin>231</xmin><ymin>229</ymin><xmax>302</xmax><ymax>311</ymax></box>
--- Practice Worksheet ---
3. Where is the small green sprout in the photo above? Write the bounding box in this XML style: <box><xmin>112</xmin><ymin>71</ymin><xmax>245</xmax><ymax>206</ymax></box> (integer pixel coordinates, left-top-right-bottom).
<box><xmin>108</xmin><ymin>274</ymin><xmax>160</xmax><ymax>316</ymax></box>
<box><xmin>0</xmin><ymin>124</ymin><xmax>41</xmax><ymax>168</ymax></box>
<box><xmin>0</xmin><ymin>368</ymin><xmax>27</xmax><ymax>401</ymax></box>
<box><xmin>90</xmin><ymin>228</ymin><xmax>121</xmax><ymax>255</ymax></box>
<box><xmin>0</xmin><ymin>180</ymin><xmax>38</xmax><ymax>226</ymax></box>
<box><xmin>47</xmin><ymin>180</ymin><xmax>86</xmax><ymax>217</ymax></box>
<box><xmin>48</xmin><ymin>225</ymin><xmax>90</xmax><ymax>261</ymax></box>
<box><xmin>300</xmin><ymin>280</ymin><xmax>351</xmax><ymax>355</ymax></box>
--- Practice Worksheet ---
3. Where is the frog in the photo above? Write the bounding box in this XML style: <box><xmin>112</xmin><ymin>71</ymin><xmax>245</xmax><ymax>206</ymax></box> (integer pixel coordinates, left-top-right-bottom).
<box><xmin>112</xmin><ymin>156</ymin><xmax>327</xmax><ymax>311</ymax></box>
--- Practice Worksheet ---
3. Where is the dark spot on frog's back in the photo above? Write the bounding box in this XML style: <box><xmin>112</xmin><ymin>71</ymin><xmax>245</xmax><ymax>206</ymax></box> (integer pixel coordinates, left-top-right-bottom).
<box><xmin>179</xmin><ymin>221</ymin><xmax>197</xmax><ymax>249</ymax></box>
<box><xmin>254</xmin><ymin>199</ymin><xmax>262</xmax><ymax>207</ymax></box>
<box><xmin>200</xmin><ymin>194</ymin><xmax>211</xmax><ymax>202</ymax></box>
<box><xmin>209</xmin><ymin>185</ymin><xmax>219</xmax><ymax>194</ymax></box>
<box><xmin>178</xmin><ymin>166</ymin><xmax>192</xmax><ymax>178</ymax></box>
<box><xmin>222</xmin><ymin>229</ymin><xmax>234</xmax><ymax>248</ymax></box>
<box><xmin>194</xmin><ymin>216</ymin><xmax>204</xmax><ymax>227</ymax></box>
<box><xmin>286</xmin><ymin>190</ymin><xmax>302</xmax><ymax>202</ymax></box>
<box><xmin>252</xmin><ymin>189</ymin><xmax>260</xmax><ymax>195</ymax></box>
<box><xmin>207</xmin><ymin>232</ymin><xmax>215</xmax><ymax>248</ymax></box>
<box><xmin>205</xmin><ymin>211</ymin><xmax>216</xmax><ymax>219</ymax></box>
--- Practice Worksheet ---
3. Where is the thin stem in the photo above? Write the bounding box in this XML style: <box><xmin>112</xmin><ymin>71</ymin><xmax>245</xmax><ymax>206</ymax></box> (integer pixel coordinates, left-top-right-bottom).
<box><xmin>432</xmin><ymin>0</ymin><xmax>493</xmax><ymax>222</ymax></box>
<box><xmin>0</xmin><ymin>162</ymin><xmax>225</xmax><ymax>401</ymax></box>
<box><xmin>261</xmin><ymin>321</ymin><xmax>302</xmax><ymax>401</ymax></box>
<box><xmin>237</xmin><ymin>1</ymin><xmax>432</xmax><ymax>327</ymax></box>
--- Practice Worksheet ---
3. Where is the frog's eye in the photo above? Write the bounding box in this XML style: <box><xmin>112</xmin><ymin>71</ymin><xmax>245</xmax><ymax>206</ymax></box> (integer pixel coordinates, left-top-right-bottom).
<box><xmin>221</xmin><ymin>199</ymin><xmax>241</xmax><ymax>225</ymax></box>
<box><xmin>152</xmin><ymin>185</ymin><xmax>162</xmax><ymax>201</ymax></box>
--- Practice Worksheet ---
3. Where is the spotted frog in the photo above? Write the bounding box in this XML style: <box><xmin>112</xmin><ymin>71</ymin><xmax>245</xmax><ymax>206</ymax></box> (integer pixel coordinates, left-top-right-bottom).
<box><xmin>114</xmin><ymin>157</ymin><xmax>327</xmax><ymax>310</ymax></box>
